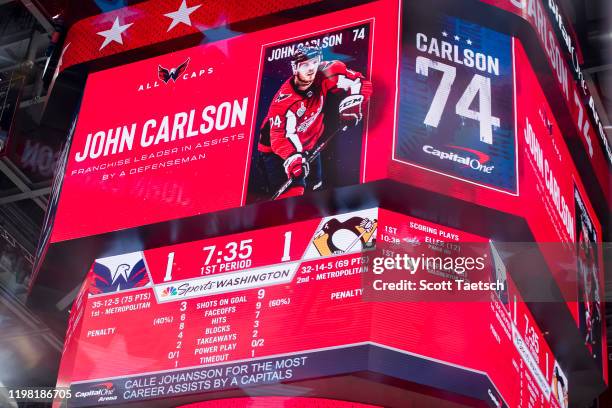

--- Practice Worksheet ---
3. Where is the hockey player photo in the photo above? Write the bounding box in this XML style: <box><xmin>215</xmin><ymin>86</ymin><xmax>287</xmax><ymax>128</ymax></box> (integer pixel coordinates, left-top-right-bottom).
<box><xmin>575</xmin><ymin>186</ymin><xmax>603</xmax><ymax>371</ymax></box>
<box><xmin>247</xmin><ymin>24</ymin><xmax>373</xmax><ymax>202</ymax></box>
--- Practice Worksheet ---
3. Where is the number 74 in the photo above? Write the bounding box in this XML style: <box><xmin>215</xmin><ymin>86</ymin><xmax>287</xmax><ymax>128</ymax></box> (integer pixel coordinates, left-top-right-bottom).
<box><xmin>416</xmin><ymin>56</ymin><xmax>500</xmax><ymax>145</ymax></box>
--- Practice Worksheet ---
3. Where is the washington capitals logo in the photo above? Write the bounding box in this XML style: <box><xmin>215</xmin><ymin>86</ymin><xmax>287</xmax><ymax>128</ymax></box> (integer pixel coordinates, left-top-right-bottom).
<box><xmin>158</xmin><ymin>58</ymin><xmax>190</xmax><ymax>83</ymax></box>
<box><xmin>275</xmin><ymin>92</ymin><xmax>291</xmax><ymax>102</ymax></box>
<box><xmin>90</xmin><ymin>252</ymin><xmax>150</xmax><ymax>294</ymax></box>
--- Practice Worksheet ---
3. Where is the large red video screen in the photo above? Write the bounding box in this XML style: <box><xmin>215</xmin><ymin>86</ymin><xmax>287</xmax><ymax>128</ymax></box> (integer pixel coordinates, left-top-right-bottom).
<box><xmin>45</xmin><ymin>0</ymin><xmax>606</xmax><ymax>386</ymax></box>
<box><xmin>50</xmin><ymin>0</ymin><xmax>397</xmax><ymax>243</ymax></box>
<box><xmin>49</xmin><ymin>0</ymin><xmax>604</xmax><ymax>258</ymax></box>
<box><xmin>56</xmin><ymin>208</ymin><xmax>573</xmax><ymax>408</ymax></box>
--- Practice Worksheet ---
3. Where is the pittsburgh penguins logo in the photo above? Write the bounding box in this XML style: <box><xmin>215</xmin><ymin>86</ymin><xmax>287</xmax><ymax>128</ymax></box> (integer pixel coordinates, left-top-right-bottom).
<box><xmin>313</xmin><ymin>216</ymin><xmax>377</xmax><ymax>256</ymax></box>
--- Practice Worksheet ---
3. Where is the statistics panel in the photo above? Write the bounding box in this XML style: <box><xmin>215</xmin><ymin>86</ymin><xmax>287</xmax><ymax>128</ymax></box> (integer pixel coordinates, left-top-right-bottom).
<box><xmin>55</xmin><ymin>208</ymin><xmax>570</xmax><ymax>408</ymax></box>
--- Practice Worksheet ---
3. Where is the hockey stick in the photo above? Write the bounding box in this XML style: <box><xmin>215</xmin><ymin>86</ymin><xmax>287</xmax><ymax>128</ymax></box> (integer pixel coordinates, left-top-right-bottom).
<box><xmin>342</xmin><ymin>219</ymin><xmax>375</xmax><ymax>254</ymax></box>
<box><xmin>271</xmin><ymin>125</ymin><xmax>348</xmax><ymax>200</ymax></box>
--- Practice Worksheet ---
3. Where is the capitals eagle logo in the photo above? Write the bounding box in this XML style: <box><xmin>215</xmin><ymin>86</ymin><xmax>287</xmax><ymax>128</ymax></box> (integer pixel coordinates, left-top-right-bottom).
<box><xmin>90</xmin><ymin>252</ymin><xmax>149</xmax><ymax>294</ymax></box>
<box><xmin>158</xmin><ymin>58</ymin><xmax>190</xmax><ymax>83</ymax></box>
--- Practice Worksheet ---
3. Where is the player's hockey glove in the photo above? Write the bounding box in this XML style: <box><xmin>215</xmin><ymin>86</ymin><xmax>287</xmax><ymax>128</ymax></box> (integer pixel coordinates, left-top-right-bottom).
<box><xmin>283</xmin><ymin>153</ymin><xmax>309</xmax><ymax>179</ymax></box>
<box><xmin>339</xmin><ymin>94</ymin><xmax>365</xmax><ymax>127</ymax></box>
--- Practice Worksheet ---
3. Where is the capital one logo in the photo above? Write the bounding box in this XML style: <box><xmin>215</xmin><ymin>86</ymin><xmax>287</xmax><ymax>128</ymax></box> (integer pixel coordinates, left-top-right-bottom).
<box><xmin>423</xmin><ymin>144</ymin><xmax>494</xmax><ymax>173</ymax></box>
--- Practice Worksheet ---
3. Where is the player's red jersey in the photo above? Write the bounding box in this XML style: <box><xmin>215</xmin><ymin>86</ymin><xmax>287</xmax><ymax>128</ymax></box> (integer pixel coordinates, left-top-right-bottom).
<box><xmin>258</xmin><ymin>60</ymin><xmax>372</xmax><ymax>160</ymax></box>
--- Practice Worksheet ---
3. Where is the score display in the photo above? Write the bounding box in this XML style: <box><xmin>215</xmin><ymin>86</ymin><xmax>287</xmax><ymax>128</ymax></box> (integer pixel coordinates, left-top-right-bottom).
<box><xmin>56</xmin><ymin>208</ymin><xmax>571</xmax><ymax>408</ymax></box>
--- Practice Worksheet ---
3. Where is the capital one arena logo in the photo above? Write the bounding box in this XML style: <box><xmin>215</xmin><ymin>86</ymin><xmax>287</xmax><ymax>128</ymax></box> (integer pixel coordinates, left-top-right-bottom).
<box><xmin>75</xmin><ymin>382</ymin><xmax>117</xmax><ymax>402</ymax></box>
<box><xmin>137</xmin><ymin>56</ymin><xmax>214</xmax><ymax>92</ymax></box>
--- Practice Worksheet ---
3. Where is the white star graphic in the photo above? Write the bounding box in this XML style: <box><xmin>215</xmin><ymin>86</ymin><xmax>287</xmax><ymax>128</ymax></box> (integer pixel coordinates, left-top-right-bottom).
<box><xmin>454</xmin><ymin>35</ymin><xmax>460</xmax><ymax>41</ymax></box>
<box><xmin>164</xmin><ymin>0</ymin><xmax>201</xmax><ymax>32</ymax></box>
<box><xmin>466</xmin><ymin>38</ymin><xmax>473</xmax><ymax>45</ymax></box>
<box><xmin>442</xmin><ymin>31</ymin><xmax>448</xmax><ymax>37</ymax></box>
<box><xmin>97</xmin><ymin>17</ymin><xmax>133</xmax><ymax>50</ymax></box>
<box><xmin>195</xmin><ymin>14</ymin><xmax>242</xmax><ymax>57</ymax></box>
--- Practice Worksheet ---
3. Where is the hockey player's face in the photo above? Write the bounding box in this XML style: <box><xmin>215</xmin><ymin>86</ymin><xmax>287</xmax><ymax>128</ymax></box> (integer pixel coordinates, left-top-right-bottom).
<box><xmin>295</xmin><ymin>56</ymin><xmax>321</xmax><ymax>87</ymax></box>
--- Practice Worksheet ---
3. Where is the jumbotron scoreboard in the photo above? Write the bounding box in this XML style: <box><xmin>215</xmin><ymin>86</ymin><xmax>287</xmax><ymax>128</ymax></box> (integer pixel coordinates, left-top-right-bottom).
<box><xmin>58</xmin><ymin>208</ymin><xmax>570</xmax><ymax>408</ymax></box>
<box><xmin>32</xmin><ymin>0</ymin><xmax>609</xmax><ymax>407</ymax></box>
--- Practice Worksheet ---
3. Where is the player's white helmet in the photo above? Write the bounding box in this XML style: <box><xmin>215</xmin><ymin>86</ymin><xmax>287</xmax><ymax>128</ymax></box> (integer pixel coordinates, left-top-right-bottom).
<box><xmin>291</xmin><ymin>45</ymin><xmax>322</xmax><ymax>75</ymax></box>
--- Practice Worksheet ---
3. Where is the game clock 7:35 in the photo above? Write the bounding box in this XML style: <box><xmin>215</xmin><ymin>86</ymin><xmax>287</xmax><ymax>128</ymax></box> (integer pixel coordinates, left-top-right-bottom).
<box><xmin>162</xmin><ymin>232</ymin><xmax>295</xmax><ymax>281</ymax></box>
